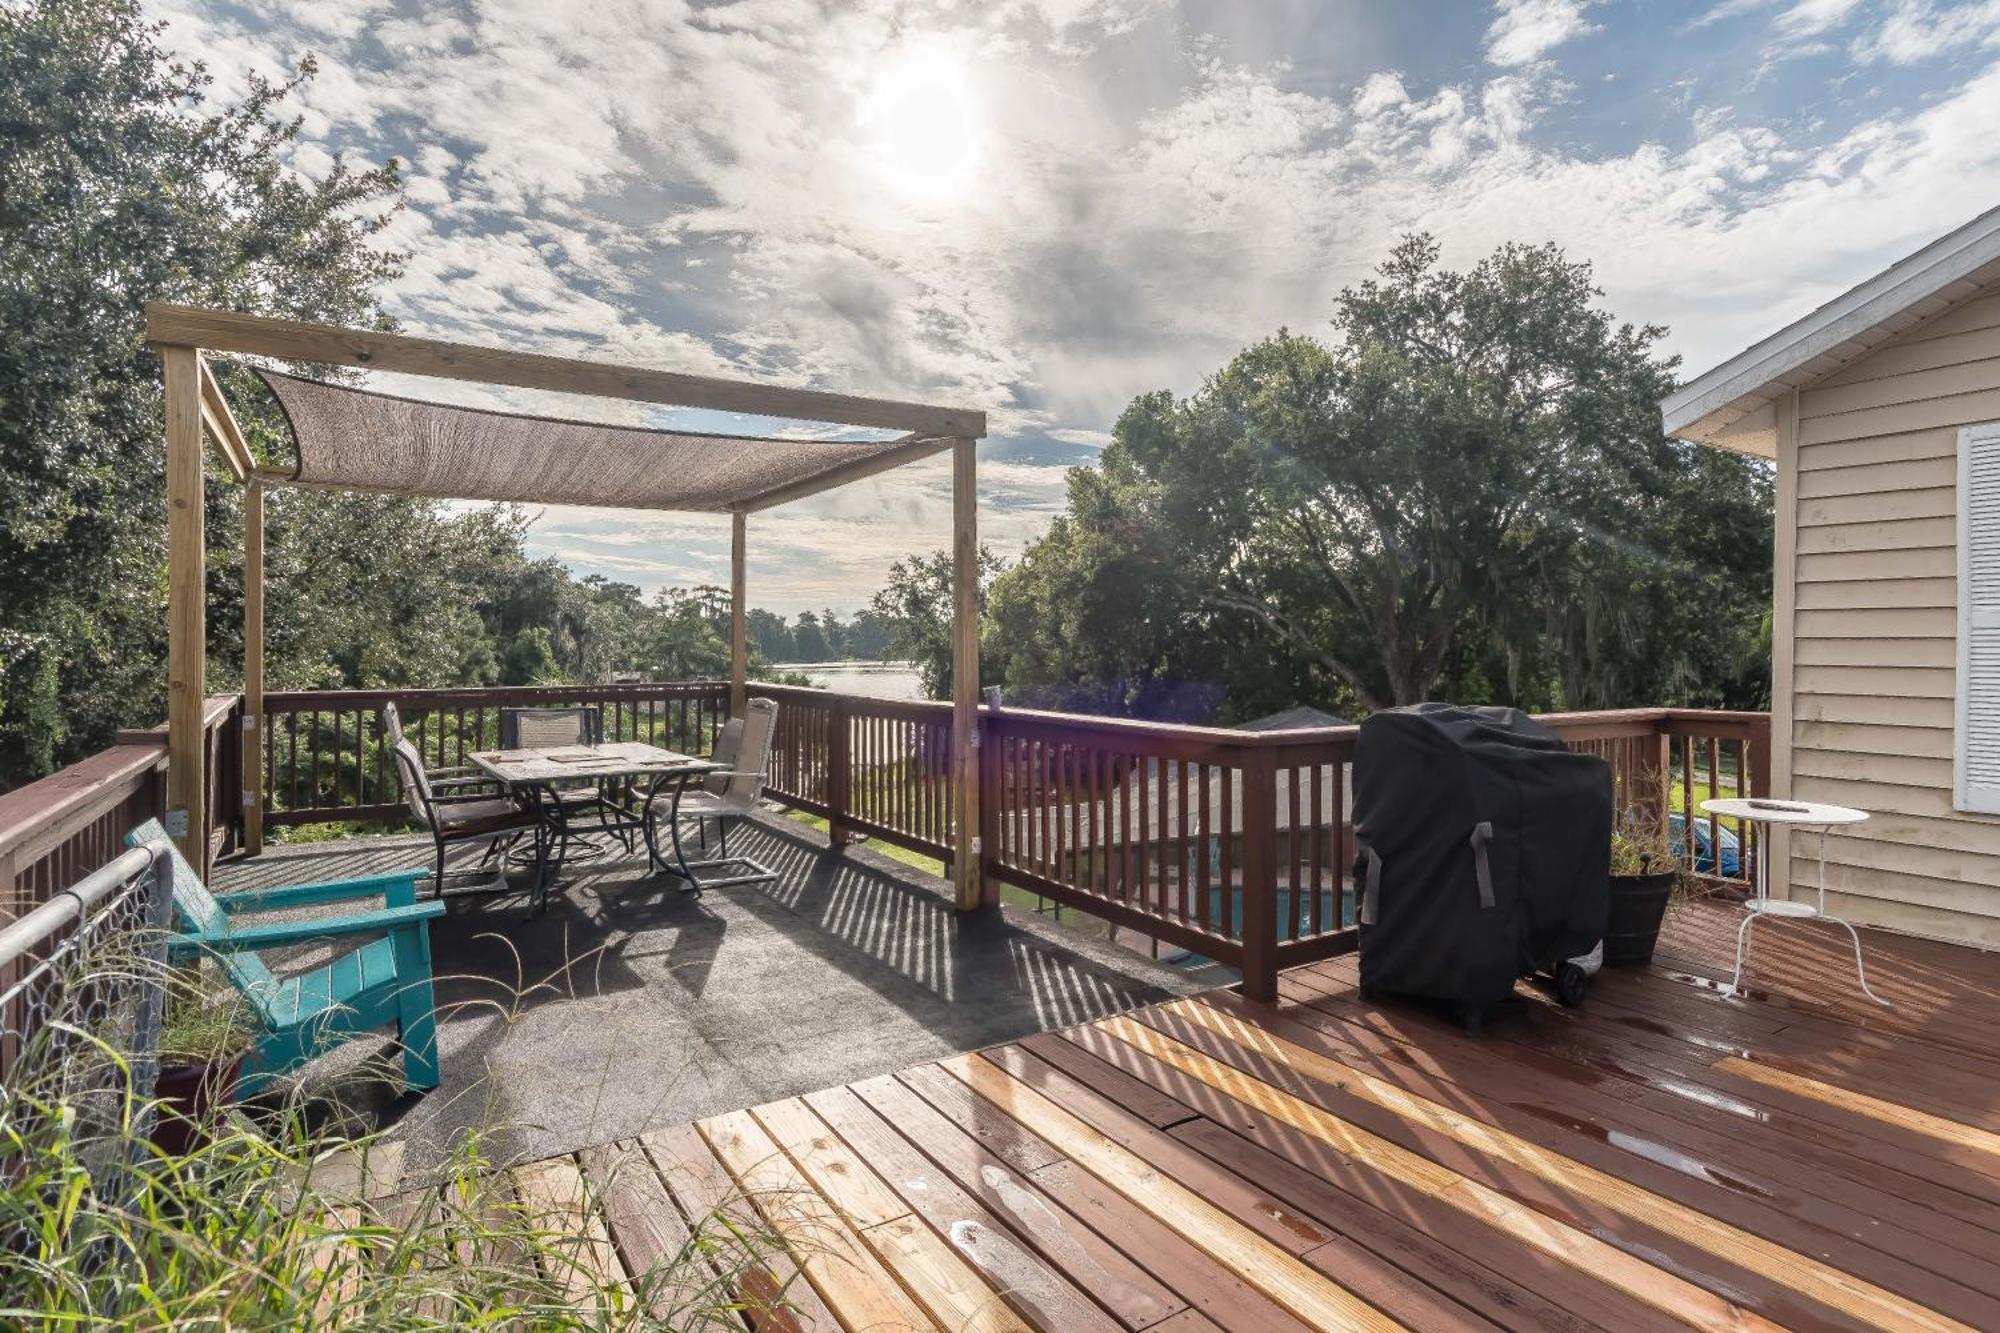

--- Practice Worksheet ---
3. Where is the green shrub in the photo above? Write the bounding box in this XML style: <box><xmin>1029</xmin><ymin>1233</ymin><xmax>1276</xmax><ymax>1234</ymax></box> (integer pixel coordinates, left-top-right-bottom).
<box><xmin>1</xmin><ymin>942</ymin><xmax>801</xmax><ymax>1328</ymax></box>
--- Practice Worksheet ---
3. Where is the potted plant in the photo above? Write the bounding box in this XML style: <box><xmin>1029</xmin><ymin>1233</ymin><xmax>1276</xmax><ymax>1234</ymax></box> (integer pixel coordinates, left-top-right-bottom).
<box><xmin>1605</xmin><ymin>826</ymin><xmax>1685</xmax><ymax>966</ymax></box>
<box><xmin>152</xmin><ymin>971</ymin><xmax>257</xmax><ymax>1154</ymax></box>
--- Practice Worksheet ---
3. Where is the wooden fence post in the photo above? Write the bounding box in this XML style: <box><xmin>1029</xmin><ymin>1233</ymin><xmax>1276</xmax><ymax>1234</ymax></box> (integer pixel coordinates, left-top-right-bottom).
<box><xmin>243</xmin><ymin>478</ymin><xmax>265</xmax><ymax>856</ymax></box>
<box><xmin>827</xmin><ymin>693</ymin><xmax>854</xmax><ymax>847</ymax></box>
<box><xmin>161</xmin><ymin>345</ymin><xmax>206</xmax><ymax>871</ymax></box>
<box><xmin>1239</xmin><ymin>747</ymin><xmax>1279</xmax><ymax>1002</ymax></box>
<box><xmin>1637</xmin><ymin>724</ymin><xmax>1670</xmax><ymax>834</ymax></box>
<box><xmin>729</xmin><ymin>512</ymin><xmax>747</xmax><ymax>717</ymax></box>
<box><xmin>978</xmin><ymin>708</ymin><xmax>1002</xmax><ymax>909</ymax></box>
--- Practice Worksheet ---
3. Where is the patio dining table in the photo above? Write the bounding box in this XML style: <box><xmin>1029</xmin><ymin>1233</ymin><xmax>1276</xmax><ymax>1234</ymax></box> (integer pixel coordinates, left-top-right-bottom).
<box><xmin>468</xmin><ymin>741</ymin><xmax>717</xmax><ymax>911</ymax></box>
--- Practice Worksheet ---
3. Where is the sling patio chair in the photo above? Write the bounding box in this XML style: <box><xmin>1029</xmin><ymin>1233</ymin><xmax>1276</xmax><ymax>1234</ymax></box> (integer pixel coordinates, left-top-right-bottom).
<box><xmin>658</xmin><ymin>697</ymin><xmax>779</xmax><ymax>891</ymax></box>
<box><xmin>388</xmin><ymin>731</ymin><xmax>543</xmax><ymax>893</ymax></box>
<box><xmin>497</xmin><ymin>705</ymin><xmax>635</xmax><ymax>861</ymax></box>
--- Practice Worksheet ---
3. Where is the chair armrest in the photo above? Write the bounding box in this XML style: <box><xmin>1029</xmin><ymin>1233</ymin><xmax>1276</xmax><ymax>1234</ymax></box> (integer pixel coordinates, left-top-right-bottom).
<box><xmin>218</xmin><ymin>869</ymin><xmax>431</xmax><ymax>913</ymax></box>
<box><xmin>179</xmin><ymin>901</ymin><xmax>446</xmax><ymax>953</ymax></box>
<box><xmin>432</xmin><ymin>774</ymin><xmax>496</xmax><ymax>791</ymax></box>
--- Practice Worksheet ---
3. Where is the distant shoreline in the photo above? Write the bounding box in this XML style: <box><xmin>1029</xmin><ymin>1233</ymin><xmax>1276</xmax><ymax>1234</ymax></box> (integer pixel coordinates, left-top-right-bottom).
<box><xmin>771</xmin><ymin>659</ymin><xmax>927</xmax><ymax>702</ymax></box>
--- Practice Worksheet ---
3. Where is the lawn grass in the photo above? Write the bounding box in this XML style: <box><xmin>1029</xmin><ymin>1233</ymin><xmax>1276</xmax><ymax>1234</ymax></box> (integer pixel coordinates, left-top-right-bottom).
<box><xmin>1667</xmin><ymin>765</ymin><xmax>1747</xmax><ymax>813</ymax></box>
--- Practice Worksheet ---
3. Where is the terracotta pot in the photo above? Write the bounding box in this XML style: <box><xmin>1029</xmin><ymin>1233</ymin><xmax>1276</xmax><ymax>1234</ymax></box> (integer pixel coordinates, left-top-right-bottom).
<box><xmin>151</xmin><ymin>1052</ymin><xmax>247</xmax><ymax>1155</ymax></box>
<box><xmin>1606</xmin><ymin>871</ymin><xmax>1676</xmax><ymax>966</ymax></box>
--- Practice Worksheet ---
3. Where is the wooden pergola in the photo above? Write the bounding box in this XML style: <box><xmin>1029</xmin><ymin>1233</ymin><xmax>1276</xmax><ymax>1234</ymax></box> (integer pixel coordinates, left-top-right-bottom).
<box><xmin>146</xmin><ymin>303</ymin><xmax>992</xmax><ymax>909</ymax></box>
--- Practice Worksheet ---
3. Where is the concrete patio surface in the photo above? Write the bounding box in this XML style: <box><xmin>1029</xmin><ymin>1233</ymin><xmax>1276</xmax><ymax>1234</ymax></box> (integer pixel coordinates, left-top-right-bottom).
<box><xmin>209</xmin><ymin>810</ymin><xmax>1207</xmax><ymax>1180</ymax></box>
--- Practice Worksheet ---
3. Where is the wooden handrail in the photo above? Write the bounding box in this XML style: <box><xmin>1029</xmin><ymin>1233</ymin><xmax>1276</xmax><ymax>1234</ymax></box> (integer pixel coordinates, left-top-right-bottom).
<box><xmin>262</xmin><ymin>681</ymin><xmax>727</xmax><ymax>710</ymax></box>
<box><xmin>0</xmin><ymin>739</ymin><xmax>165</xmax><ymax>870</ymax></box>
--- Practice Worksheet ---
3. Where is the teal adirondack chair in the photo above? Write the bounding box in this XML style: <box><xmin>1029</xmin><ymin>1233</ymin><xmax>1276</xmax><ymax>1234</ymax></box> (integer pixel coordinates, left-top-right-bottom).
<box><xmin>127</xmin><ymin>819</ymin><xmax>444</xmax><ymax>1096</ymax></box>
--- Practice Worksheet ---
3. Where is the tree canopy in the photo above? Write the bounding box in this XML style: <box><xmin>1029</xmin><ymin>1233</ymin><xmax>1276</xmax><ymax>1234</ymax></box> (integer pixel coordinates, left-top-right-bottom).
<box><xmin>0</xmin><ymin>2</ymin><xmax>878</xmax><ymax>790</ymax></box>
<box><xmin>975</xmin><ymin>236</ymin><xmax>1772</xmax><ymax>721</ymax></box>
<box><xmin>0</xmin><ymin>0</ymin><xmax>403</xmax><ymax>778</ymax></box>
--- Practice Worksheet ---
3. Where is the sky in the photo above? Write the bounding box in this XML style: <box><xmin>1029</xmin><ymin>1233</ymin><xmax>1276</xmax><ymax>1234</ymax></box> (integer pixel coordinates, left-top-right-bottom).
<box><xmin>152</xmin><ymin>0</ymin><xmax>2000</xmax><ymax>615</ymax></box>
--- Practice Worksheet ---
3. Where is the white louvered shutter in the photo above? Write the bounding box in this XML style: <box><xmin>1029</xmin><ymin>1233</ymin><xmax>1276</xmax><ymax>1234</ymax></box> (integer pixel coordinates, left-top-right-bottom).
<box><xmin>1956</xmin><ymin>422</ymin><xmax>2000</xmax><ymax>813</ymax></box>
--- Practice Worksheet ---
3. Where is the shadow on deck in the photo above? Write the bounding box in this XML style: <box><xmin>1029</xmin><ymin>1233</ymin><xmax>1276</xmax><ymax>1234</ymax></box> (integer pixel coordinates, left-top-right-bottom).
<box><xmin>209</xmin><ymin>811</ymin><xmax>1205</xmax><ymax>1175</ymax></box>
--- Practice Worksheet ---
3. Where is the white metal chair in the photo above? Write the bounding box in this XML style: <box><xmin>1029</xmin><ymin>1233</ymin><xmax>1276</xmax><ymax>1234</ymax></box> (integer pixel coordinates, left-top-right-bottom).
<box><xmin>667</xmin><ymin>698</ymin><xmax>779</xmax><ymax>890</ymax></box>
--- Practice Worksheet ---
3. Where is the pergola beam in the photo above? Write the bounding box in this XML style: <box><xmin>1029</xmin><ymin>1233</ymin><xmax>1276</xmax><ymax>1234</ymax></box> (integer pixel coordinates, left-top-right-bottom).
<box><xmin>147</xmin><ymin>302</ymin><xmax>985</xmax><ymax>439</ymax></box>
<box><xmin>730</xmin><ymin>434</ymin><xmax>954</xmax><ymax>513</ymax></box>
<box><xmin>198</xmin><ymin>354</ymin><xmax>253</xmax><ymax>483</ymax></box>
<box><xmin>242</xmin><ymin>478</ymin><xmax>265</xmax><ymax>856</ymax></box>
<box><xmin>951</xmin><ymin>437</ymin><xmax>985</xmax><ymax>910</ymax></box>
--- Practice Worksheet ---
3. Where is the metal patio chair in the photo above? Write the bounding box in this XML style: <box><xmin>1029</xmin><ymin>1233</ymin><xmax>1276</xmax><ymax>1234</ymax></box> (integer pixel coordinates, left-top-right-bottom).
<box><xmin>497</xmin><ymin>705</ymin><xmax>633</xmax><ymax>859</ymax></box>
<box><xmin>387</xmin><ymin>727</ymin><xmax>542</xmax><ymax>891</ymax></box>
<box><xmin>663</xmin><ymin>697</ymin><xmax>779</xmax><ymax>890</ymax></box>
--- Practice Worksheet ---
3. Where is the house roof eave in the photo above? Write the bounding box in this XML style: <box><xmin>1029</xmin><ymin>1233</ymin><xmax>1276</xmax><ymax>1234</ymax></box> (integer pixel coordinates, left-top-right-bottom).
<box><xmin>1662</xmin><ymin>203</ymin><xmax>2000</xmax><ymax>452</ymax></box>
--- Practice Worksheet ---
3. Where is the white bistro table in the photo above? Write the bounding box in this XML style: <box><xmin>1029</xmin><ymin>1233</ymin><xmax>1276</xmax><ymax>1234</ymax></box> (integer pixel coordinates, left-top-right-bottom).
<box><xmin>1698</xmin><ymin>797</ymin><xmax>1888</xmax><ymax>1006</ymax></box>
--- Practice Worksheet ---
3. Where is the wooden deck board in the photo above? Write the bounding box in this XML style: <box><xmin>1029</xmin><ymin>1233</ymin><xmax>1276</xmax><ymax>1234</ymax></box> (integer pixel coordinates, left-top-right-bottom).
<box><xmin>494</xmin><ymin>897</ymin><xmax>2000</xmax><ymax>1331</ymax></box>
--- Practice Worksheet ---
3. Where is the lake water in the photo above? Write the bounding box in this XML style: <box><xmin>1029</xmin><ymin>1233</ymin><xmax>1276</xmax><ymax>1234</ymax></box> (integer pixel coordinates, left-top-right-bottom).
<box><xmin>771</xmin><ymin>660</ymin><xmax>929</xmax><ymax>701</ymax></box>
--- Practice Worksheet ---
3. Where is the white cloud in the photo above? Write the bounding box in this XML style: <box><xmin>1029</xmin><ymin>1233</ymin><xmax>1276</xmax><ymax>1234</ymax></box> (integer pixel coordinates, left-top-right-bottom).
<box><xmin>1690</xmin><ymin>0</ymin><xmax>1781</xmax><ymax>28</ymax></box>
<box><xmin>1856</xmin><ymin>0</ymin><xmax>2000</xmax><ymax>64</ymax></box>
<box><xmin>143</xmin><ymin>0</ymin><xmax>2000</xmax><ymax>611</ymax></box>
<box><xmin>1775</xmin><ymin>0</ymin><xmax>1866</xmax><ymax>38</ymax></box>
<box><xmin>1046</xmin><ymin>427</ymin><xmax>1113</xmax><ymax>447</ymax></box>
<box><xmin>1484</xmin><ymin>0</ymin><xmax>1597</xmax><ymax>67</ymax></box>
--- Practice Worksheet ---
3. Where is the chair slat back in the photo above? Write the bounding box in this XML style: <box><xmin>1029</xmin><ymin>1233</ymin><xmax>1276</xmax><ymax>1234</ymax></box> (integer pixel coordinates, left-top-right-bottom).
<box><xmin>391</xmin><ymin>738</ymin><xmax>437</xmax><ymax>828</ymax></box>
<box><xmin>704</xmin><ymin>718</ymin><xmax>745</xmax><ymax>797</ymax></box>
<box><xmin>719</xmin><ymin>699</ymin><xmax>777</xmax><ymax>806</ymax></box>
<box><xmin>382</xmin><ymin>700</ymin><xmax>408</xmax><ymax>748</ymax></box>
<box><xmin>126</xmin><ymin>818</ymin><xmax>280</xmax><ymax>1004</ymax></box>
<box><xmin>501</xmin><ymin>706</ymin><xmax>602</xmax><ymax>751</ymax></box>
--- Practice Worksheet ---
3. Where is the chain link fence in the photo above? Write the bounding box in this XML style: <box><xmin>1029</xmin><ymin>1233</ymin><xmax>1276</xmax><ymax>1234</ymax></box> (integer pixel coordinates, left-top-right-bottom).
<box><xmin>0</xmin><ymin>841</ymin><xmax>174</xmax><ymax>1191</ymax></box>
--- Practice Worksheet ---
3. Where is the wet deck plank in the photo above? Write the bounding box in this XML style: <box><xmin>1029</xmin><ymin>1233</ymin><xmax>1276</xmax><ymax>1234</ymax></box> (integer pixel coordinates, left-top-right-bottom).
<box><xmin>496</xmin><ymin>897</ymin><xmax>2000</xmax><ymax>1330</ymax></box>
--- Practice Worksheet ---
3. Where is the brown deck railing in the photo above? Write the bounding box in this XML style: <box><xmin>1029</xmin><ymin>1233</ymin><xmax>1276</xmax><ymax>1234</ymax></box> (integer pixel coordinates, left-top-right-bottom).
<box><xmin>0</xmin><ymin>697</ymin><xmax>239</xmax><ymax>1034</ymax></box>
<box><xmin>0</xmin><ymin>683</ymin><xmax>1769</xmax><ymax>1005</ymax></box>
<box><xmin>254</xmin><ymin>688</ymin><xmax>1770</xmax><ymax>998</ymax></box>
<box><xmin>746</xmin><ymin>692</ymin><xmax>1768</xmax><ymax>995</ymax></box>
<box><xmin>746</xmin><ymin>684</ymin><xmax>957</xmax><ymax>858</ymax></box>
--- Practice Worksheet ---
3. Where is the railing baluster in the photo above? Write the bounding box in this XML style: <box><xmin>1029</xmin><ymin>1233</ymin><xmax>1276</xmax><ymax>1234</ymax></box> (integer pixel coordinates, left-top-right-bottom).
<box><xmin>1310</xmin><ymin>760</ymin><xmax>1325</xmax><ymax>935</ymax></box>
<box><xmin>1289</xmin><ymin>763</ymin><xmax>1304</xmax><ymax>940</ymax></box>
<box><xmin>1196</xmin><ymin>761</ymin><xmax>1212</xmax><ymax>931</ymax></box>
<box><xmin>1155</xmin><ymin>753</ymin><xmax>1171</xmax><ymax>927</ymax></box>
<box><xmin>1219</xmin><ymin>765</ymin><xmax>1235</xmax><ymax>936</ymax></box>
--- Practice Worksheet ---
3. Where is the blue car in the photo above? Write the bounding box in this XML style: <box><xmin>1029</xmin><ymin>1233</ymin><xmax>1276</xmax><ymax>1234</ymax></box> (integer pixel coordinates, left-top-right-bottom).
<box><xmin>1668</xmin><ymin>812</ymin><xmax>1742</xmax><ymax>878</ymax></box>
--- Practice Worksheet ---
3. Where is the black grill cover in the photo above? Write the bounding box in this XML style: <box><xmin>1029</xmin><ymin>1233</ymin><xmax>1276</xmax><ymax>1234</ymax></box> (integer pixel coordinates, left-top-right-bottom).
<box><xmin>1353</xmin><ymin>704</ymin><xmax>1611</xmax><ymax>1006</ymax></box>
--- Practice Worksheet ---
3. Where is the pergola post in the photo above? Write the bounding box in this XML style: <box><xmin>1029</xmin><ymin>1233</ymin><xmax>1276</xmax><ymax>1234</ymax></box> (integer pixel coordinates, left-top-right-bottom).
<box><xmin>729</xmin><ymin>511</ymin><xmax>748</xmax><ymax>716</ymax></box>
<box><xmin>243</xmin><ymin>477</ymin><xmax>265</xmax><ymax>856</ymax></box>
<box><xmin>951</xmin><ymin>437</ymin><xmax>987</xmax><ymax>910</ymax></box>
<box><xmin>162</xmin><ymin>345</ymin><xmax>206</xmax><ymax>868</ymax></box>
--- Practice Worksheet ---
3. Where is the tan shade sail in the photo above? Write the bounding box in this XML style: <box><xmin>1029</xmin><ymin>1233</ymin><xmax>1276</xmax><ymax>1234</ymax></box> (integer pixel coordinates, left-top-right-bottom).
<box><xmin>256</xmin><ymin>368</ymin><xmax>945</xmax><ymax>512</ymax></box>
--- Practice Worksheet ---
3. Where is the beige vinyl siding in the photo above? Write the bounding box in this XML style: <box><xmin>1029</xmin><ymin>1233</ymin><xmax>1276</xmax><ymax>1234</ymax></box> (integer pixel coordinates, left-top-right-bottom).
<box><xmin>1793</xmin><ymin>578</ymin><xmax>1955</xmax><ymax>610</ymax></box>
<box><xmin>1787</xmin><ymin>288</ymin><xmax>2000</xmax><ymax>945</ymax></box>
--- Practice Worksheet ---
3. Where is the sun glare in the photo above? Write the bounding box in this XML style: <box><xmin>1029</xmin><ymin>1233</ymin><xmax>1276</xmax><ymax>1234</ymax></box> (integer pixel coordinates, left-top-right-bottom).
<box><xmin>859</xmin><ymin>43</ymin><xmax>982</xmax><ymax>207</ymax></box>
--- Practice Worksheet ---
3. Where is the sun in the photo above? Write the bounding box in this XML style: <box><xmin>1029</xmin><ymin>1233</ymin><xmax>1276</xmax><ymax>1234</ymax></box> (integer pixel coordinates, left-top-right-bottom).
<box><xmin>858</xmin><ymin>42</ymin><xmax>982</xmax><ymax>207</ymax></box>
